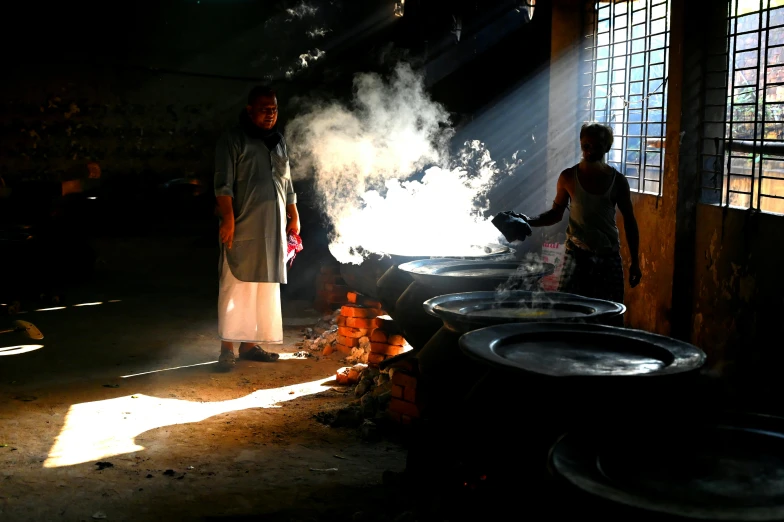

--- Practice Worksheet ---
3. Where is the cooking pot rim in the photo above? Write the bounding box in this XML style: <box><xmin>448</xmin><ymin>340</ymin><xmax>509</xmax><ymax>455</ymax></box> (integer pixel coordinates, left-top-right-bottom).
<box><xmin>458</xmin><ymin>322</ymin><xmax>706</xmax><ymax>377</ymax></box>
<box><xmin>422</xmin><ymin>290</ymin><xmax>626</xmax><ymax>326</ymax></box>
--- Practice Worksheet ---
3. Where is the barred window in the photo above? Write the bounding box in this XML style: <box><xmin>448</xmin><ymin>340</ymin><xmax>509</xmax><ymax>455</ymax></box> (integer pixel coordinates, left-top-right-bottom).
<box><xmin>701</xmin><ymin>0</ymin><xmax>784</xmax><ymax>214</ymax></box>
<box><xmin>583</xmin><ymin>0</ymin><xmax>671</xmax><ymax>195</ymax></box>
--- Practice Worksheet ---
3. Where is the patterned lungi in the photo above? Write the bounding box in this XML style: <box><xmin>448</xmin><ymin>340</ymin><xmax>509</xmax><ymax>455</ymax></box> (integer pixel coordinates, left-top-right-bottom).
<box><xmin>558</xmin><ymin>240</ymin><xmax>625</xmax><ymax>307</ymax></box>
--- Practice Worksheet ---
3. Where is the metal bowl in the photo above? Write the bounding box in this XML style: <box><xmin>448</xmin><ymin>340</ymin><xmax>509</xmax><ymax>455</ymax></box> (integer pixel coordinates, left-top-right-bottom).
<box><xmin>397</xmin><ymin>258</ymin><xmax>554</xmax><ymax>293</ymax></box>
<box><xmin>459</xmin><ymin>322</ymin><xmax>706</xmax><ymax>378</ymax></box>
<box><xmin>423</xmin><ymin>290</ymin><xmax>625</xmax><ymax>333</ymax></box>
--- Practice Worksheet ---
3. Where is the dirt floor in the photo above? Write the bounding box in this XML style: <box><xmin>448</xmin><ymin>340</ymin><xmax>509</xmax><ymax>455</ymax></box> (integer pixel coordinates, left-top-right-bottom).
<box><xmin>0</xmin><ymin>232</ymin><xmax>410</xmax><ymax>522</ymax></box>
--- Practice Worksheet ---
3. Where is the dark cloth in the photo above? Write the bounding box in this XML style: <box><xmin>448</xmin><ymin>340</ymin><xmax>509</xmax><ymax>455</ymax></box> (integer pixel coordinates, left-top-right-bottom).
<box><xmin>558</xmin><ymin>240</ymin><xmax>624</xmax><ymax>306</ymax></box>
<box><xmin>491</xmin><ymin>211</ymin><xmax>532</xmax><ymax>242</ymax></box>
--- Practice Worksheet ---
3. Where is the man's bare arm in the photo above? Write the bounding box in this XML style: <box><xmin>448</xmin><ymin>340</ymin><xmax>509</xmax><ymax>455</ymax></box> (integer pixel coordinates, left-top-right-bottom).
<box><xmin>286</xmin><ymin>203</ymin><xmax>300</xmax><ymax>235</ymax></box>
<box><xmin>217</xmin><ymin>195</ymin><xmax>235</xmax><ymax>249</ymax></box>
<box><xmin>527</xmin><ymin>171</ymin><xmax>570</xmax><ymax>227</ymax></box>
<box><xmin>615</xmin><ymin>176</ymin><xmax>639</xmax><ymax>266</ymax></box>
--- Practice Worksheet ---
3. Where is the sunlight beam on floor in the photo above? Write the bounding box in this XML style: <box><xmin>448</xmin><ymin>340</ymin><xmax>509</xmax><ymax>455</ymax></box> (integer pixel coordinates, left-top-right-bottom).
<box><xmin>44</xmin><ymin>375</ymin><xmax>335</xmax><ymax>468</ymax></box>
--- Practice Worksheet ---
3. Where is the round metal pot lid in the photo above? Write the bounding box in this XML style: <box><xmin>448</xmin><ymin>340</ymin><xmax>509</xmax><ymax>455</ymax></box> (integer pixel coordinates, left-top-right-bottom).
<box><xmin>398</xmin><ymin>258</ymin><xmax>554</xmax><ymax>287</ymax></box>
<box><xmin>458</xmin><ymin>322</ymin><xmax>705</xmax><ymax>377</ymax></box>
<box><xmin>551</xmin><ymin>413</ymin><xmax>784</xmax><ymax>520</ymax></box>
<box><xmin>423</xmin><ymin>291</ymin><xmax>625</xmax><ymax>331</ymax></box>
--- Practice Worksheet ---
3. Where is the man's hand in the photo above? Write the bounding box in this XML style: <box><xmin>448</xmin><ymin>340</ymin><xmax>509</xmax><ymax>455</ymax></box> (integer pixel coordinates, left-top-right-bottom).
<box><xmin>629</xmin><ymin>263</ymin><xmax>642</xmax><ymax>288</ymax></box>
<box><xmin>286</xmin><ymin>215</ymin><xmax>301</xmax><ymax>236</ymax></box>
<box><xmin>219</xmin><ymin>219</ymin><xmax>235</xmax><ymax>249</ymax></box>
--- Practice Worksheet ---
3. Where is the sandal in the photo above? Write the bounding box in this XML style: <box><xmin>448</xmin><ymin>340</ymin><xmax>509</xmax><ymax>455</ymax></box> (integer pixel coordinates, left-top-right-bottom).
<box><xmin>238</xmin><ymin>345</ymin><xmax>280</xmax><ymax>362</ymax></box>
<box><xmin>216</xmin><ymin>351</ymin><xmax>236</xmax><ymax>372</ymax></box>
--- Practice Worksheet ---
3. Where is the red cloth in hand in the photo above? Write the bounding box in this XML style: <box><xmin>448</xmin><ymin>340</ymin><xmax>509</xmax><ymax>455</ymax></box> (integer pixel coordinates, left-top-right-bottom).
<box><xmin>285</xmin><ymin>232</ymin><xmax>303</xmax><ymax>267</ymax></box>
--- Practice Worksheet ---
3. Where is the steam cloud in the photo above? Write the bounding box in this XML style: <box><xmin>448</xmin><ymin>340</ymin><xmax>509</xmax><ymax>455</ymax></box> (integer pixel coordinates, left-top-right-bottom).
<box><xmin>286</xmin><ymin>2</ymin><xmax>318</xmax><ymax>20</ymax></box>
<box><xmin>287</xmin><ymin>63</ymin><xmax>513</xmax><ymax>264</ymax></box>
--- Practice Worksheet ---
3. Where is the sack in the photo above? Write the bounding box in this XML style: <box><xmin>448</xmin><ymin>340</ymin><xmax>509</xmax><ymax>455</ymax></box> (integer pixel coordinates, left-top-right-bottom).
<box><xmin>540</xmin><ymin>241</ymin><xmax>566</xmax><ymax>291</ymax></box>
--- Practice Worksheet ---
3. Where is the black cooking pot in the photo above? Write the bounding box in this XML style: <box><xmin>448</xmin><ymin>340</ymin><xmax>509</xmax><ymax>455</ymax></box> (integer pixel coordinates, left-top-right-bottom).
<box><xmin>391</xmin><ymin>259</ymin><xmax>554</xmax><ymax>352</ymax></box>
<box><xmin>550</xmin><ymin>412</ymin><xmax>784</xmax><ymax>521</ymax></box>
<box><xmin>446</xmin><ymin>322</ymin><xmax>706</xmax><ymax>481</ymax></box>
<box><xmin>416</xmin><ymin>291</ymin><xmax>626</xmax><ymax>402</ymax></box>
<box><xmin>344</xmin><ymin>243</ymin><xmax>512</xmax><ymax>307</ymax></box>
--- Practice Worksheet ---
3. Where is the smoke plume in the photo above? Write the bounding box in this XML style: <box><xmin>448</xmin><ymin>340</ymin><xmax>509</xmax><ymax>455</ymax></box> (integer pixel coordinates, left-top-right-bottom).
<box><xmin>287</xmin><ymin>63</ymin><xmax>511</xmax><ymax>264</ymax></box>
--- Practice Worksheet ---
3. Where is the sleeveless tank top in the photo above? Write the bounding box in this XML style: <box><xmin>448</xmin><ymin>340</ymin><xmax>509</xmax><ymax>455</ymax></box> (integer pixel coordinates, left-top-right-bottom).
<box><xmin>566</xmin><ymin>165</ymin><xmax>621</xmax><ymax>254</ymax></box>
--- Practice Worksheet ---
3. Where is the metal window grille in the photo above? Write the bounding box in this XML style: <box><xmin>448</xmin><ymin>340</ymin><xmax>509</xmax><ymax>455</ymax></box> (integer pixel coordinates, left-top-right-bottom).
<box><xmin>582</xmin><ymin>0</ymin><xmax>671</xmax><ymax>195</ymax></box>
<box><xmin>700</xmin><ymin>0</ymin><xmax>784</xmax><ymax>214</ymax></box>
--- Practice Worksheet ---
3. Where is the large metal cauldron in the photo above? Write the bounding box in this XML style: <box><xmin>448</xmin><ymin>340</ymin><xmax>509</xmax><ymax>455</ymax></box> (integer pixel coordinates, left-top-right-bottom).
<box><xmin>454</xmin><ymin>323</ymin><xmax>705</xmax><ymax>482</ymax></box>
<box><xmin>340</xmin><ymin>243</ymin><xmax>512</xmax><ymax>303</ymax></box>
<box><xmin>389</xmin><ymin>259</ymin><xmax>554</xmax><ymax>352</ymax></box>
<box><xmin>406</xmin><ymin>319</ymin><xmax>706</xmax><ymax>494</ymax></box>
<box><xmin>417</xmin><ymin>291</ymin><xmax>626</xmax><ymax>401</ymax></box>
<box><xmin>550</xmin><ymin>412</ymin><xmax>784</xmax><ymax>521</ymax></box>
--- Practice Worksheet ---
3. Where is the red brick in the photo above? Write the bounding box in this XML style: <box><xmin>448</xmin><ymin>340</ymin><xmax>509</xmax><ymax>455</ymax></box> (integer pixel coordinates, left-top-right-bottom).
<box><xmin>336</xmin><ymin>371</ymin><xmax>349</xmax><ymax>384</ymax></box>
<box><xmin>389</xmin><ymin>398</ymin><xmax>420</xmax><ymax>418</ymax></box>
<box><xmin>347</xmin><ymin>368</ymin><xmax>361</xmax><ymax>383</ymax></box>
<box><xmin>335</xmin><ymin>343</ymin><xmax>353</xmax><ymax>355</ymax></box>
<box><xmin>337</xmin><ymin>335</ymin><xmax>360</xmax><ymax>348</ymax></box>
<box><xmin>391</xmin><ymin>371</ymin><xmax>417</xmax><ymax>389</ymax></box>
<box><xmin>337</xmin><ymin>316</ymin><xmax>347</xmax><ymax>326</ymax></box>
<box><xmin>338</xmin><ymin>326</ymin><xmax>369</xmax><ymax>338</ymax></box>
<box><xmin>346</xmin><ymin>317</ymin><xmax>376</xmax><ymax>329</ymax></box>
<box><xmin>391</xmin><ymin>384</ymin><xmax>404</xmax><ymax>398</ymax></box>
<box><xmin>371</xmin><ymin>343</ymin><xmax>406</xmax><ymax>356</ymax></box>
<box><xmin>347</xmin><ymin>291</ymin><xmax>383</xmax><ymax>308</ymax></box>
<box><xmin>372</xmin><ymin>316</ymin><xmax>399</xmax><ymax>332</ymax></box>
<box><xmin>388</xmin><ymin>334</ymin><xmax>406</xmax><ymax>346</ymax></box>
<box><xmin>367</xmin><ymin>353</ymin><xmax>387</xmax><ymax>365</ymax></box>
<box><xmin>341</xmin><ymin>305</ymin><xmax>382</xmax><ymax>318</ymax></box>
<box><xmin>370</xmin><ymin>329</ymin><xmax>388</xmax><ymax>343</ymax></box>
<box><xmin>403</xmin><ymin>386</ymin><xmax>417</xmax><ymax>403</ymax></box>
<box><xmin>387</xmin><ymin>410</ymin><xmax>402</xmax><ymax>424</ymax></box>
<box><xmin>322</xmin><ymin>345</ymin><xmax>334</xmax><ymax>356</ymax></box>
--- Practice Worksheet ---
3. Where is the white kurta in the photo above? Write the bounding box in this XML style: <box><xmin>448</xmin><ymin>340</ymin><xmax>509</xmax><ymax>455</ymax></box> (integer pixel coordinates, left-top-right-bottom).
<box><xmin>218</xmin><ymin>255</ymin><xmax>283</xmax><ymax>344</ymax></box>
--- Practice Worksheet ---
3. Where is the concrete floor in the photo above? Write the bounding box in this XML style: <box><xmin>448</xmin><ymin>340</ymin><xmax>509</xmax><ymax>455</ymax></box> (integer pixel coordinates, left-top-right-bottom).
<box><xmin>0</xmin><ymin>231</ymin><xmax>408</xmax><ymax>521</ymax></box>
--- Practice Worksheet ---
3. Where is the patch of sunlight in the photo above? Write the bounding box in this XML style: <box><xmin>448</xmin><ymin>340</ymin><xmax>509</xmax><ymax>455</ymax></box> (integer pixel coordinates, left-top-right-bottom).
<box><xmin>73</xmin><ymin>302</ymin><xmax>103</xmax><ymax>307</ymax></box>
<box><xmin>0</xmin><ymin>345</ymin><xmax>44</xmax><ymax>356</ymax></box>
<box><xmin>35</xmin><ymin>307</ymin><xmax>66</xmax><ymax>312</ymax></box>
<box><xmin>44</xmin><ymin>375</ymin><xmax>334</xmax><ymax>468</ymax></box>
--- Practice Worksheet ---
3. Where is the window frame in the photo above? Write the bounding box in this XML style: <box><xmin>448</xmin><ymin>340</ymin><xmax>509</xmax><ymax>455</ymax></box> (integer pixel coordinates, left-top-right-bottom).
<box><xmin>582</xmin><ymin>0</ymin><xmax>672</xmax><ymax>196</ymax></box>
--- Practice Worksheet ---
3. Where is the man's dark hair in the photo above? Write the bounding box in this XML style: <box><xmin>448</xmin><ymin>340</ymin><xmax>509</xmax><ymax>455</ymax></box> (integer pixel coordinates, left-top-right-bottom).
<box><xmin>248</xmin><ymin>85</ymin><xmax>277</xmax><ymax>105</ymax></box>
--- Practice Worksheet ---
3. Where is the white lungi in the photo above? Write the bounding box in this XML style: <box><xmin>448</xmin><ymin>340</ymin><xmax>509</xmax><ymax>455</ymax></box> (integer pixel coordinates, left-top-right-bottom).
<box><xmin>218</xmin><ymin>255</ymin><xmax>283</xmax><ymax>344</ymax></box>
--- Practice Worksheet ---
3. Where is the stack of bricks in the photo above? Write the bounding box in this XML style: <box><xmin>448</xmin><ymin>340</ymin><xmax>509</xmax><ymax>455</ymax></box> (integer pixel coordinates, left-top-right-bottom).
<box><xmin>313</xmin><ymin>264</ymin><xmax>349</xmax><ymax>314</ymax></box>
<box><xmin>388</xmin><ymin>368</ymin><xmax>422</xmax><ymax>425</ymax></box>
<box><xmin>367</xmin><ymin>321</ymin><xmax>407</xmax><ymax>367</ymax></box>
<box><xmin>333</xmin><ymin>293</ymin><xmax>384</xmax><ymax>357</ymax></box>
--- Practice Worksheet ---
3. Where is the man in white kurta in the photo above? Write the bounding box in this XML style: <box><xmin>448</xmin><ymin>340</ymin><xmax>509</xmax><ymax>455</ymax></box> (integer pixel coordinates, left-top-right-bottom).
<box><xmin>213</xmin><ymin>86</ymin><xmax>300</xmax><ymax>371</ymax></box>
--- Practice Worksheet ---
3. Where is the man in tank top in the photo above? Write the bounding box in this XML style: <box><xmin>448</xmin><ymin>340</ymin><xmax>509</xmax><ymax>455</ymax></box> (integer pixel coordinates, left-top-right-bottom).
<box><xmin>516</xmin><ymin>122</ymin><xmax>641</xmax><ymax>306</ymax></box>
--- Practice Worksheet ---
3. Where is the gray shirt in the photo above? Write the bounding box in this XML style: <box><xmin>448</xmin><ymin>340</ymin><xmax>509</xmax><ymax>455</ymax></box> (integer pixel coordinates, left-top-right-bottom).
<box><xmin>214</xmin><ymin>126</ymin><xmax>297</xmax><ymax>283</ymax></box>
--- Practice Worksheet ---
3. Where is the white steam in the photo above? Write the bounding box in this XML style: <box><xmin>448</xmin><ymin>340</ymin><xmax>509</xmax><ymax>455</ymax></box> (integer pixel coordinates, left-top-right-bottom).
<box><xmin>286</xmin><ymin>49</ymin><xmax>326</xmax><ymax>78</ymax></box>
<box><xmin>286</xmin><ymin>2</ymin><xmax>318</xmax><ymax>20</ymax></box>
<box><xmin>287</xmin><ymin>63</ymin><xmax>511</xmax><ymax>264</ymax></box>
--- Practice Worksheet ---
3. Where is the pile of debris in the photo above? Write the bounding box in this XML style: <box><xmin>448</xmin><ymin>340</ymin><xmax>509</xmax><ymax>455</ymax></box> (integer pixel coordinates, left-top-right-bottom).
<box><xmin>305</xmin><ymin>292</ymin><xmax>417</xmax><ymax>436</ymax></box>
